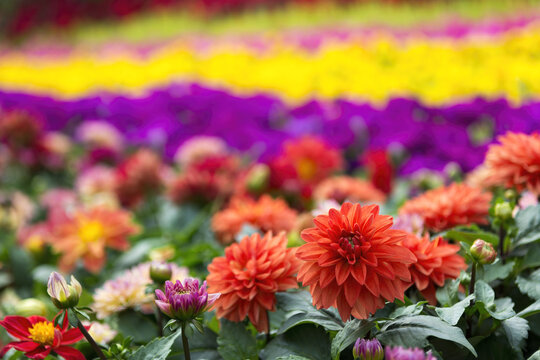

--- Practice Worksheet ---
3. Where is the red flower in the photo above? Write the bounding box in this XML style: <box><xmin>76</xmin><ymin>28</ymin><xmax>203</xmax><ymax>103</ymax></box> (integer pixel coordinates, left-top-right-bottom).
<box><xmin>168</xmin><ymin>155</ymin><xmax>241</xmax><ymax>204</ymax></box>
<box><xmin>207</xmin><ymin>232</ymin><xmax>300</xmax><ymax>332</ymax></box>
<box><xmin>115</xmin><ymin>149</ymin><xmax>167</xmax><ymax>207</ymax></box>
<box><xmin>313</xmin><ymin>176</ymin><xmax>386</xmax><ymax>204</ymax></box>
<box><xmin>402</xmin><ymin>234</ymin><xmax>467</xmax><ymax>304</ymax></box>
<box><xmin>399</xmin><ymin>183</ymin><xmax>492</xmax><ymax>232</ymax></box>
<box><xmin>269</xmin><ymin>136</ymin><xmax>343</xmax><ymax>197</ymax></box>
<box><xmin>363</xmin><ymin>149</ymin><xmax>393</xmax><ymax>194</ymax></box>
<box><xmin>297</xmin><ymin>203</ymin><xmax>416</xmax><ymax>321</ymax></box>
<box><xmin>0</xmin><ymin>314</ymin><xmax>86</xmax><ymax>360</ymax></box>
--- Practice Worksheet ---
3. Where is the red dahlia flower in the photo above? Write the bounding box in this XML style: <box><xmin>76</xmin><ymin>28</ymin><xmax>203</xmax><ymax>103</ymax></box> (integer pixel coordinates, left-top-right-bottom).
<box><xmin>207</xmin><ymin>232</ymin><xmax>300</xmax><ymax>332</ymax></box>
<box><xmin>269</xmin><ymin>136</ymin><xmax>343</xmax><ymax>197</ymax></box>
<box><xmin>0</xmin><ymin>314</ymin><xmax>86</xmax><ymax>360</ymax></box>
<box><xmin>399</xmin><ymin>183</ymin><xmax>492</xmax><ymax>232</ymax></box>
<box><xmin>402</xmin><ymin>234</ymin><xmax>467</xmax><ymax>304</ymax></box>
<box><xmin>297</xmin><ymin>203</ymin><xmax>416</xmax><ymax>321</ymax></box>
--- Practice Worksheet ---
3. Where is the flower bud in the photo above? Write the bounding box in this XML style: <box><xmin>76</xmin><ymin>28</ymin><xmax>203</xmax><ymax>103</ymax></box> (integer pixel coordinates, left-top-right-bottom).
<box><xmin>494</xmin><ymin>202</ymin><xmax>513</xmax><ymax>221</ymax></box>
<box><xmin>504</xmin><ymin>189</ymin><xmax>517</xmax><ymax>201</ymax></box>
<box><xmin>353</xmin><ymin>338</ymin><xmax>383</xmax><ymax>360</ymax></box>
<box><xmin>14</xmin><ymin>298</ymin><xmax>48</xmax><ymax>317</ymax></box>
<box><xmin>150</xmin><ymin>262</ymin><xmax>172</xmax><ymax>284</ymax></box>
<box><xmin>47</xmin><ymin>272</ymin><xmax>82</xmax><ymax>309</ymax></box>
<box><xmin>470</xmin><ymin>239</ymin><xmax>496</xmax><ymax>265</ymax></box>
<box><xmin>246</xmin><ymin>164</ymin><xmax>270</xmax><ymax>193</ymax></box>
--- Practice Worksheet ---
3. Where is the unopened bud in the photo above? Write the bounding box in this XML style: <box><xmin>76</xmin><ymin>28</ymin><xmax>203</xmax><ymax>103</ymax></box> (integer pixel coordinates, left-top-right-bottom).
<box><xmin>470</xmin><ymin>239</ymin><xmax>496</xmax><ymax>265</ymax></box>
<box><xmin>150</xmin><ymin>263</ymin><xmax>172</xmax><ymax>284</ymax></box>
<box><xmin>494</xmin><ymin>202</ymin><xmax>513</xmax><ymax>221</ymax></box>
<box><xmin>353</xmin><ymin>338</ymin><xmax>383</xmax><ymax>360</ymax></box>
<box><xmin>47</xmin><ymin>272</ymin><xmax>82</xmax><ymax>309</ymax></box>
<box><xmin>246</xmin><ymin>164</ymin><xmax>269</xmax><ymax>193</ymax></box>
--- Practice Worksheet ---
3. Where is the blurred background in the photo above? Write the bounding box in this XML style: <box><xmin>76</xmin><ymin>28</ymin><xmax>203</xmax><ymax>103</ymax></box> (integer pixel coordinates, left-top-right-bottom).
<box><xmin>0</xmin><ymin>0</ymin><xmax>539</xmax><ymax>175</ymax></box>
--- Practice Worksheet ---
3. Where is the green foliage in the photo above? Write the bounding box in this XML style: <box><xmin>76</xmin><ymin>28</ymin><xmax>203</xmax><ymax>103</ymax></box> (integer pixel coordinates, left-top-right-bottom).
<box><xmin>129</xmin><ymin>331</ymin><xmax>181</xmax><ymax>360</ymax></box>
<box><xmin>515</xmin><ymin>205</ymin><xmax>540</xmax><ymax>247</ymax></box>
<box><xmin>217</xmin><ymin>320</ymin><xmax>258</xmax><ymax>360</ymax></box>
<box><xmin>260</xmin><ymin>324</ymin><xmax>331</xmax><ymax>360</ymax></box>
<box><xmin>330</xmin><ymin>319</ymin><xmax>374</xmax><ymax>360</ymax></box>
<box><xmin>377</xmin><ymin>315</ymin><xmax>477</xmax><ymax>357</ymax></box>
<box><xmin>517</xmin><ymin>269</ymin><xmax>540</xmax><ymax>300</ymax></box>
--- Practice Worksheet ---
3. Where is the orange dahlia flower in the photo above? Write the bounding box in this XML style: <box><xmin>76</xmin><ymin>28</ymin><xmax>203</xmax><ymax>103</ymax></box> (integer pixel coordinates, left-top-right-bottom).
<box><xmin>211</xmin><ymin>195</ymin><xmax>297</xmax><ymax>245</ymax></box>
<box><xmin>50</xmin><ymin>207</ymin><xmax>140</xmax><ymax>273</ymax></box>
<box><xmin>313</xmin><ymin>176</ymin><xmax>386</xmax><ymax>204</ymax></box>
<box><xmin>399</xmin><ymin>183</ymin><xmax>492</xmax><ymax>232</ymax></box>
<box><xmin>207</xmin><ymin>232</ymin><xmax>300</xmax><ymax>332</ymax></box>
<box><xmin>297</xmin><ymin>203</ymin><xmax>416</xmax><ymax>321</ymax></box>
<box><xmin>484</xmin><ymin>132</ymin><xmax>540</xmax><ymax>194</ymax></box>
<box><xmin>402</xmin><ymin>234</ymin><xmax>466</xmax><ymax>305</ymax></box>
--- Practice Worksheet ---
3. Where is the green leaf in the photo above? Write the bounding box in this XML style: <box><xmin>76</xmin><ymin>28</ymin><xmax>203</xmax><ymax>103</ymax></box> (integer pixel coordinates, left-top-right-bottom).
<box><xmin>330</xmin><ymin>319</ymin><xmax>373</xmax><ymax>360</ymax></box>
<box><xmin>474</xmin><ymin>281</ymin><xmax>495</xmax><ymax>306</ymax></box>
<box><xmin>128</xmin><ymin>331</ymin><xmax>181</xmax><ymax>360</ymax></box>
<box><xmin>389</xmin><ymin>302</ymin><xmax>426</xmax><ymax>319</ymax></box>
<box><xmin>502</xmin><ymin>316</ymin><xmax>529</xmax><ymax>350</ymax></box>
<box><xmin>115</xmin><ymin>238</ymin><xmax>167</xmax><ymax>268</ymax></box>
<box><xmin>169</xmin><ymin>327</ymin><xmax>220</xmax><ymax>360</ymax></box>
<box><xmin>275</xmin><ymin>356</ymin><xmax>311</xmax><ymax>360</ymax></box>
<box><xmin>528</xmin><ymin>349</ymin><xmax>540</xmax><ymax>360</ymax></box>
<box><xmin>260</xmin><ymin>324</ymin><xmax>331</xmax><ymax>360</ymax></box>
<box><xmin>445</xmin><ymin>229</ymin><xmax>499</xmax><ymax>246</ymax></box>
<box><xmin>521</xmin><ymin>244</ymin><xmax>540</xmax><ymax>270</ymax></box>
<box><xmin>435</xmin><ymin>295</ymin><xmax>474</xmax><ymax>326</ymax></box>
<box><xmin>517</xmin><ymin>269</ymin><xmax>540</xmax><ymax>300</ymax></box>
<box><xmin>217</xmin><ymin>320</ymin><xmax>258</xmax><ymax>360</ymax></box>
<box><xmin>480</xmin><ymin>261</ymin><xmax>515</xmax><ymax>283</ymax></box>
<box><xmin>517</xmin><ymin>300</ymin><xmax>540</xmax><ymax>318</ymax></box>
<box><xmin>118</xmin><ymin>310</ymin><xmax>158</xmax><ymax>344</ymax></box>
<box><xmin>515</xmin><ymin>205</ymin><xmax>540</xmax><ymax>247</ymax></box>
<box><xmin>377</xmin><ymin>315</ymin><xmax>477</xmax><ymax>357</ymax></box>
<box><xmin>436</xmin><ymin>279</ymin><xmax>461</xmax><ymax>306</ymax></box>
<box><xmin>276</xmin><ymin>291</ymin><xmax>344</xmax><ymax>333</ymax></box>
<box><xmin>489</xmin><ymin>298</ymin><xmax>516</xmax><ymax>320</ymax></box>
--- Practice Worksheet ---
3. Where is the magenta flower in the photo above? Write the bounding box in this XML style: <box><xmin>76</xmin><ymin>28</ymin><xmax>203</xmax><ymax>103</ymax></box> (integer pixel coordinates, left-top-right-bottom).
<box><xmin>385</xmin><ymin>346</ymin><xmax>436</xmax><ymax>360</ymax></box>
<box><xmin>155</xmin><ymin>278</ymin><xmax>220</xmax><ymax>322</ymax></box>
<box><xmin>353</xmin><ymin>338</ymin><xmax>383</xmax><ymax>360</ymax></box>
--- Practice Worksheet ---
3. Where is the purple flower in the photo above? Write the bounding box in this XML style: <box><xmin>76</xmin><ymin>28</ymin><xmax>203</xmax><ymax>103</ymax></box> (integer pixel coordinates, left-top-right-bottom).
<box><xmin>385</xmin><ymin>346</ymin><xmax>436</xmax><ymax>360</ymax></box>
<box><xmin>155</xmin><ymin>278</ymin><xmax>220</xmax><ymax>321</ymax></box>
<box><xmin>353</xmin><ymin>338</ymin><xmax>384</xmax><ymax>360</ymax></box>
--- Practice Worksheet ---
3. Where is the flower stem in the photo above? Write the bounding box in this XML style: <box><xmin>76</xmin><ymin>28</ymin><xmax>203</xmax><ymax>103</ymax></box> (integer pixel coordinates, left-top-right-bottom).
<box><xmin>181</xmin><ymin>323</ymin><xmax>191</xmax><ymax>360</ymax></box>
<box><xmin>498</xmin><ymin>225</ymin><xmax>506</xmax><ymax>264</ymax></box>
<box><xmin>469</xmin><ymin>262</ymin><xmax>476</xmax><ymax>296</ymax></box>
<box><xmin>75</xmin><ymin>317</ymin><xmax>107</xmax><ymax>360</ymax></box>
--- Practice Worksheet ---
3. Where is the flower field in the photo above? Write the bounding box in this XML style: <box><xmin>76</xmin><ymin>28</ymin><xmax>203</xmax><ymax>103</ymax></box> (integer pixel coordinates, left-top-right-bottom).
<box><xmin>1</xmin><ymin>1</ymin><xmax>540</xmax><ymax>359</ymax></box>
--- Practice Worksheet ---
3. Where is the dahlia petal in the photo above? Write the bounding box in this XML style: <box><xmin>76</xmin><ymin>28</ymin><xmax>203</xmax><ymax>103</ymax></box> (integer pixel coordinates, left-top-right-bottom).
<box><xmin>336</xmin><ymin>292</ymin><xmax>353</xmax><ymax>322</ymax></box>
<box><xmin>335</xmin><ymin>261</ymin><xmax>351</xmax><ymax>286</ymax></box>
<box><xmin>0</xmin><ymin>316</ymin><xmax>33</xmax><ymax>339</ymax></box>
<box><xmin>53</xmin><ymin>346</ymin><xmax>86</xmax><ymax>360</ymax></box>
<box><xmin>24</xmin><ymin>346</ymin><xmax>50</xmax><ymax>359</ymax></box>
<box><xmin>364</xmin><ymin>273</ymin><xmax>380</xmax><ymax>297</ymax></box>
<box><xmin>2</xmin><ymin>341</ymin><xmax>40</xmax><ymax>353</ymax></box>
<box><xmin>60</xmin><ymin>328</ymin><xmax>85</xmax><ymax>345</ymax></box>
<box><xmin>344</xmin><ymin>279</ymin><xmax>362</xmax><ymax>307</ymax></box>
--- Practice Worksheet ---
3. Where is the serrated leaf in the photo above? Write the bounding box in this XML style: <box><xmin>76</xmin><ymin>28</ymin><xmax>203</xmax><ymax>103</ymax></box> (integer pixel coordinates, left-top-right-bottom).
<box><xmin>276</xmin><ymin>291</ymin><xmax>344</xmax><ymax>333</ymax></box>
<box><xmin>389</xmin><ymin>302</ymin><xmax>426</xmax><ymax>319</ymax></box>
<box><xmin>480</xmin><ymin>261</ymin><xmax>515</xmax><ymax>283</ymax></box>
<box><xmin>436</xmin><ymin>279</ymin><xmax>461</xmax><ymax>306</ymax></box>
<box><xmin>528</xmin><ymin>349</ymin><xmax>540</xmax><ymax>360</ymax></box>
<box><xmin>517</xmin><ymin>269</ymin><xmax>540</xmax><ymax>300</ymax></box>
<box><xmin>217</xmin><ymin>320</ymin><xmax>258</xmax><ymax>360</ymax></box>
<box><xmin>129</xmin><ymin>331</ymin><xmax>181</xmax><ymax>360</ymax></box>
<box><xmin>377</xmin><ymin>315</ymin><xmax>477</xmax><ymax>357</ymax></box>
<box><xmin>515</xmin><ymin>205</ymin><xmax>540</xmax><ymax>247</ymax></box>
<box><xmin>489</xmin><ymin>298</ymin><xmax>516</xmax><ymax>320</ymax></box>
<box><xmin>517</xmin><ymin>300</ymin><xmax>540</xmax><ymax>318</ymax></box>
<box><xmin>521</xmin><ymin>245</ymin><xmax>540</xmax><ymax>270</ymax></box>
<box><xmin>475</xmin><ymin>281</ymin><xmax>495</xmax><ymax>306</ymax></box>
<box><xmin>502</xmin><ymin>316</ymin><xmax>529</xmax><ymax>350</ymax></box>
<box><xmin>330</xmin><ymin>319</ymin><xmax>373</xmax><ymax>360</ymax></box>
<box><xmin>260</xmin><ymin>324</ymin><xmax>331</xmax><ymax>360</ymax></box>
<box><xmin>435</xmin><ymin>295</ymin><xmax>474</xmax><ymax>326</ymax></box>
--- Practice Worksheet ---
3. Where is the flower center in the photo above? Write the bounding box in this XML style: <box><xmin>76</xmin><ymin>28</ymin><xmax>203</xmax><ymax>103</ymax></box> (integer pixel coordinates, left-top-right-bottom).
<box><xmin>78</xmin><ymin>220</ymin><xmax>104</xmax><ymax>243</ymax></box>
<box><xmin>29</xmin><ymin>321</ymin><xmax>55</xmax><ymax>345</ymax></box>
<box><xmin>296</xmin><ymin>158</ymin><xmax>317</xmax><ymax>181</ymax></box>
<box><xmin>338</xmin><ymin>231</ymin><xmax>367</xmax><ymax>264</ymax></box>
